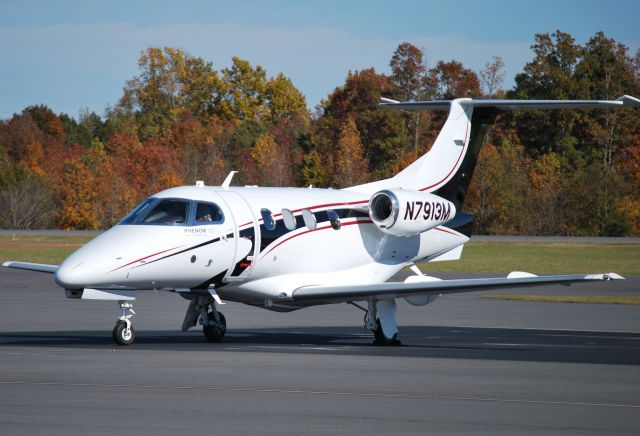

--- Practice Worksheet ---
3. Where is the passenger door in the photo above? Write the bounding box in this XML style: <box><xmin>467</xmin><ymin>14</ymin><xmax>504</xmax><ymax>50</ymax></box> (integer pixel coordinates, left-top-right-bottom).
<box><xmin>214</xmin><ymin>190</ymin><xmax>259</xmax><ymax>281</ymax></box>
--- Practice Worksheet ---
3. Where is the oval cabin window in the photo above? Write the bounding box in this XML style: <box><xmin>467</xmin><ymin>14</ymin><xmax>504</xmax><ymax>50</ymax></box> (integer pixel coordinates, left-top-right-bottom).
<box><xmin>301</xmin><ymin>209</ymin><xmax>316</xmax><ymax>230</ymax></box>
<box><xmin>260</xmin><ymin>208</ymin><xmax>276</xmax><ymax>231</ymax></box>
<box><xmin>281</xmin><ymin>208</ymin><xmax>296</xmax><ymax>231</ymax></box>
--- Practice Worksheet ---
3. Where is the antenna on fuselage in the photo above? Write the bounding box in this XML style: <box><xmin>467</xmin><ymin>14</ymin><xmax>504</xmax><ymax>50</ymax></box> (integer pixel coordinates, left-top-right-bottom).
<box><xmin>221</xmin><ymin>171</ymin><xmax>238</xmax><ymax>190</ymax></box>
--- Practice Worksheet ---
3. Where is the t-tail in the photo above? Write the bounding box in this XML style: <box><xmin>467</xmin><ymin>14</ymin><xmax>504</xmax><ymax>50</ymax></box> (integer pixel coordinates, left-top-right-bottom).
<box><xmin>349</xmin><ymin>95</ymin><xmax>640</xmax><ymax>209</ymax></box>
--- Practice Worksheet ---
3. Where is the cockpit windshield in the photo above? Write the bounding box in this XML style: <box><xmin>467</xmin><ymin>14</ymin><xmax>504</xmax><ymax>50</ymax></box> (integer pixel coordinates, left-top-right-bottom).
<box><xmin>118</xmin><ymin>198</ymin><xmax>225</xmax><ymax>226</ymax></box>
<box><xmin>119</xmin><ymin>198</ymin><xmax>155</xmax><ymax>224</ymax></box>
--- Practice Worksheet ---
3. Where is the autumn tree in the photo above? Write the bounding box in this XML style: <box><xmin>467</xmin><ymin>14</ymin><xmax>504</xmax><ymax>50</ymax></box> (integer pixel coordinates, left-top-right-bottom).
<box><xmin>265</xmin><ymin>73</ymin><xmax>309</xmax><ymax>122</ymax></box>
<box><xmin>466</xmin><ymin>140</ymin><xmax>531</xmax><ymax>235</ymax></box>
<box><xmin>58</xmin><ymin>144</ymin><xmax>104</xmax><ymax>229</ymax></box>
<box><xmin>427</xmin><ymin>60</ymin><xmax>481</xmax><ymax>99</ymax></box>
<box><xmin>0</xmin><ymin>148</ymin><xmax>54</xmax><ymax>229</ymax></box>
<box><xmin>334</xmin><ymin>116</ymin><xmax>370</xmax><ymax>187</ymax></box>
<box><xmin>480</xmin><ymin>56</ymin><xmax>506</xmax><ymax>97</ymax></box>
<box><xmin>529</xmin><ymin>152</ymin><xmax>563</xmax><ymax>234</ymax></box>
<box><xmin>317</xmin><ymin>68</ymin><xmax>407</xmax><ymax>181</ymax></box>
<box><xmin>251</xmin><ymin>132</ymin><xmax>288</xmax><ymax>186</ymax></box>
<box><xmin>170</xmin><ymin>111</ymin><xmax>229</xmax><ymax>185</ymax></box>
<box><xmin>509</xmin><ymin>31</ymin><xmax>583</xmax><ymax>161</ymax></box>
<box><xmin>390</xmin><ymin>42</ymin><xmax>426</xmax><ymax>101</ymax></box>
<box><xmin>390</xmin><ymin>42</ymin><xmax>429</xmax><ymax>159</ymax></box>
<box><xmin>116</xmin><ymin>47</ymin><xmax>223</xmax><ymax>139</ymax></box>
<box><xmin>300</xmin><ymin>150</ymin><xmax>328</xmax><ymax>187</ymax></box>
<box><xmin>218</xmin><ymin>57</ymin><xmax>269</xmax><ymax>121</ymax></box>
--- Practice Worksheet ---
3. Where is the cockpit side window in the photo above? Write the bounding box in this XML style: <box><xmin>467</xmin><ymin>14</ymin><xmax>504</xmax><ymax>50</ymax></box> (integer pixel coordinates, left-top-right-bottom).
<box><xmin>196</xmin><ymin>202</ymin><xmax>224</xmax><ymax>224</ymax></box>
<box><xmin>141</xmin><ymin>199</ymin><xmax>189</xmax><ymax>225</ymax></box>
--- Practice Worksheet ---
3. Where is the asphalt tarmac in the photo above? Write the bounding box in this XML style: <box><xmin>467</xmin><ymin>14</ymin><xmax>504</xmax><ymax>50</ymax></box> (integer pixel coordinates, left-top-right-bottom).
<box><xmin>0</xmin><ymin>268</ymin><xmax>638</xmax><ymax>435</ymax></box>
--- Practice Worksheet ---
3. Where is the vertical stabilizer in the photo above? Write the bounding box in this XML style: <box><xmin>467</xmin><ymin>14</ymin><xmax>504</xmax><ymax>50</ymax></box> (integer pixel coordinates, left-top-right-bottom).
<box><xmin>348</xmin><ymin>99</ymin><xmax>498</xmax><ymax>210</ymax></box>
<box><xmin>390</xmin><ymin>99</ymin><xmax>472</xmax><ymax>193</ymax></box>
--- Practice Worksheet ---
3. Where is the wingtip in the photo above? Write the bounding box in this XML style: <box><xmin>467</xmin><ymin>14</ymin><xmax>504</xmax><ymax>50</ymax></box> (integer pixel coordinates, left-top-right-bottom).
<box><xmin>380</xmin><ymin>97</ymin><xmax>399</xmax><ymax>104</ymax></box>
<box><xmin>585</xmin><ymin>272</ymin><xmax>625</xmax><ymax>280</ymax></box>
<box><xmin>605</xmin><ymin>272</ymin><xmax>625</xmax><ymax>280</ymax></box>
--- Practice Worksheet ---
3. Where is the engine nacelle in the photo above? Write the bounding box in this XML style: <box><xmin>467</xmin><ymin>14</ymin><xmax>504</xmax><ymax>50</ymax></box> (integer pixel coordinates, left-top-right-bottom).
<box><xmin>369</xmin><ymin>189</ymin><xmax>456</xmax><ymax>236</ymax></box>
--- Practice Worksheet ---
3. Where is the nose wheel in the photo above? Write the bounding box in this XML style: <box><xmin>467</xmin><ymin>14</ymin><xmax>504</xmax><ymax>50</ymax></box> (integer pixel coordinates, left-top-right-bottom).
<box><xmin>113</xmin><ymin>301</ymin><xmax>135</xmax><ymax>346</ymax></box>
<box><xmin>113</xmin><ymin>321</ymin><xmax>135</xmax><ymax>345</ymax></box>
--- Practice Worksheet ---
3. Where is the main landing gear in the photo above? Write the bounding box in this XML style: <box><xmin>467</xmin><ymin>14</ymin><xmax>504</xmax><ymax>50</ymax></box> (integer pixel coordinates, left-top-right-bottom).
<box><xmin>352</xmin><ymin>297</ymin><xmax>401</xmax><ymax>346</ymax></box>
<box><xmin>113</xmin><ymin>301</ymin><xmax>135</xmax><ymax>345</ymax></box>
<box><xmin>181</xmin><ymin>293</ymin><xmax>227</xmax><ymax>342</ymax></box>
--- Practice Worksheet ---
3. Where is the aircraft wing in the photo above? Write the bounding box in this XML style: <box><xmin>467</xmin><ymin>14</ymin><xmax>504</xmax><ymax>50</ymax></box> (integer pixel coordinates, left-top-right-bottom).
<box><xmin>292</xmin><ymin>273</ymin><xmax>624</xmax><ymax>305</ymax></box>
<box><xmin>2</xmin><ymin>261</ymin><xmax>58</xmax><ymax>274</ymax></box>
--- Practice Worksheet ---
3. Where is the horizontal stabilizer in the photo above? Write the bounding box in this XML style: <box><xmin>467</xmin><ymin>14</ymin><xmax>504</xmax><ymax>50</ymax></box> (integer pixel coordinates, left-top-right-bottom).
<box><xmin>380</xmin><ymin>95</ymin><xmax>640</xmax><ymax>111</ymax></box>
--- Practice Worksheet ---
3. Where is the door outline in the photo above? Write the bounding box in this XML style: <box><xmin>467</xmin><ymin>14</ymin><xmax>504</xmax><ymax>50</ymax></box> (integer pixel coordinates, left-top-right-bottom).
<box><xmin>214</xmin><ymin>190</ymin><xmax>260</xmax><ymax>281</ymax></box>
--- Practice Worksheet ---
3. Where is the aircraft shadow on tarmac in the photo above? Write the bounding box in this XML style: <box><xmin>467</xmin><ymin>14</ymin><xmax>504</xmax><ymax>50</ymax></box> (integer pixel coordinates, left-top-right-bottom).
<box><xmin>1</xmin><ymin>326</ymin><xmax>638</xmax><ymax>366</ymax></box>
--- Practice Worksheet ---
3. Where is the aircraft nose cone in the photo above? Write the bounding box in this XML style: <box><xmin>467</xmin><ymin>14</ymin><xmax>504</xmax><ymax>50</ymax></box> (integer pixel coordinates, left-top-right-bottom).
<box><xmin>54</xmin><ymin>262</ymin><xmax>91</xmax><ymax>289</ymax></box>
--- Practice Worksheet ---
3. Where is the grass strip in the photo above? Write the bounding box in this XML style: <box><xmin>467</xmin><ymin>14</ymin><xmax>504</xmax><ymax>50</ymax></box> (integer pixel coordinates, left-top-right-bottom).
<box><xmin>419</xmin><ymin>241</ymin><xmax>640</xmax><ymax>276</ymax></box>
<box><xmin>0</xmin><ymin>234</ymin><xmax>95</xmax><ymax>264</ymax></box>
<box><xmin>483</xmin><ymin>294</ymin><xmax>640</xmax><ymax>305</ymax></box>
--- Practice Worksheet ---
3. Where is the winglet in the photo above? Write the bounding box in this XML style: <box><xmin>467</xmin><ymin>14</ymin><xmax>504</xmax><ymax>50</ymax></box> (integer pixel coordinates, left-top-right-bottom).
<box><xmin>585</xmin><ymin>272</ymin><xmax>625</xmax><ymax>280</ymax></box>
<box><xmin>618</xmin><ymin>95</ymin><xmax>640</xmax><ymax>107</ymax></box>
<box><xmin>221</xmin><ymin>171</ymin><xmax>238</xmax><ymax>190</ymax></box>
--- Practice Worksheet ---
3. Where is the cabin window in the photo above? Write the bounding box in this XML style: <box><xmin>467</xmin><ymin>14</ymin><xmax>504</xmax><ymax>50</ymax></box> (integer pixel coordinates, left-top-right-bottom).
<box><xmin>196</xmin><ymin>202</ymin><xmax>224</xmax><ymax>224</ymax></box>
<box><xmin>327</xmin><ymin>209</ymin><xmax>341</xmax><ymax>230</ymax></box>
<box><xmin>261</xmin><ymin>208</ymin><xmax>276</xmax><ymax>231</ymax></box>
<box><xmin>141</xmin><ymin>199</ymin><xmax>189</xmax><ymax>225</ymax></box>
<box><xmin>301</xmin><ymin>209</ymin><xmax>316</xmax><ymax>230</ymax></box>
<box><xmin>281</xmin><ymin>208</ymin><xmax>296</xmax><ymax>231</ymax></box>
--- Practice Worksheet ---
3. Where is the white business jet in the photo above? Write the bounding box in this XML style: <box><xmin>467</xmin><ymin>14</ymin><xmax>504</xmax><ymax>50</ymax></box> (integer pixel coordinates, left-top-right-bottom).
<box><xmin>4</xmin><ymin>95</ymin><xmax>638</xmax><ymax>345</ymax></box>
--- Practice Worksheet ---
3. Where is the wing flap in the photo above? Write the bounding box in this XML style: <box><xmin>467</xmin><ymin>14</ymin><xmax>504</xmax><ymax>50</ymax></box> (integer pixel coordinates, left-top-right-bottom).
<box><xmin>2</xmin><ymin>261</ymin><xmax>58</xmax><ymax>274</ymax></box>
<box><xmin>292</xmin><ymin>273</ymin><xmax>623</xmax><ymax>305</ymax></box>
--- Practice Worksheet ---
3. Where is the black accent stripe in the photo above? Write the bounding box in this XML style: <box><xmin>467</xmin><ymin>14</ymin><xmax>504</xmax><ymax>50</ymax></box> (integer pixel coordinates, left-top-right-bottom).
<box><xmin>133</xmin><ymin>233</ymin><xmax>232</xmax><ymax>269</ymax></box>
<box><xmin>258</xmin><ymin>207</ymin><xmax>370</xmax><ymax>255</ymax></box>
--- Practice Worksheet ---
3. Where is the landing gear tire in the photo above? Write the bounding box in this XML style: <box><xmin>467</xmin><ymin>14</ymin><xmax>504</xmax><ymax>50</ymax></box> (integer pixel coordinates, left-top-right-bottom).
<box><xmin>113</xmin><ymin>321</ymin><xmax>135</xmax><ymax>346</ymax></box>
<box><xmin>373</xmin><ymin>319</ymin><xmax>401</xmax><ymax>347</ymax></box>
<box><xmin>203</xmin><ymin>311</ymin><xmax>226</xmax><ymax>342</ymax></box>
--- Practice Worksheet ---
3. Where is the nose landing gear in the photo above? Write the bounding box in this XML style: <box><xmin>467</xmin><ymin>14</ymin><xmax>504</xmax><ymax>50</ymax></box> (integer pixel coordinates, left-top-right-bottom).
<box><xmin>112</xmin><ymin>301</ymin><xmax>135</xmax><ymax>345</ymax></box>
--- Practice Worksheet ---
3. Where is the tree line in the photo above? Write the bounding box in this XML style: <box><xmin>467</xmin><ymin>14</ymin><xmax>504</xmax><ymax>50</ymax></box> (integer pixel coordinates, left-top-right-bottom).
<box><xmin>0</xmin><ymin>31</ymin><xmax>638</xmax><ymax>235</ymax></box>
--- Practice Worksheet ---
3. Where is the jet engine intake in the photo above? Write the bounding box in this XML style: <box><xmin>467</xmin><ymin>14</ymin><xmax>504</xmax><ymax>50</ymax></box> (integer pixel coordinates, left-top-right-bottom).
<box><xmin>369</xmin><ymin>190</ymin><xmax>456</xmax><ymax>236</ymax></box>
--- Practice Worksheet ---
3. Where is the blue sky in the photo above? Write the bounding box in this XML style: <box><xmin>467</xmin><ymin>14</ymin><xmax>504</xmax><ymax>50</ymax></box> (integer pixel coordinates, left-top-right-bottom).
<box><xmin>1</xmin><ymin>0</ymin><xmax>638</xmax><ymax>119</ymax></box>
